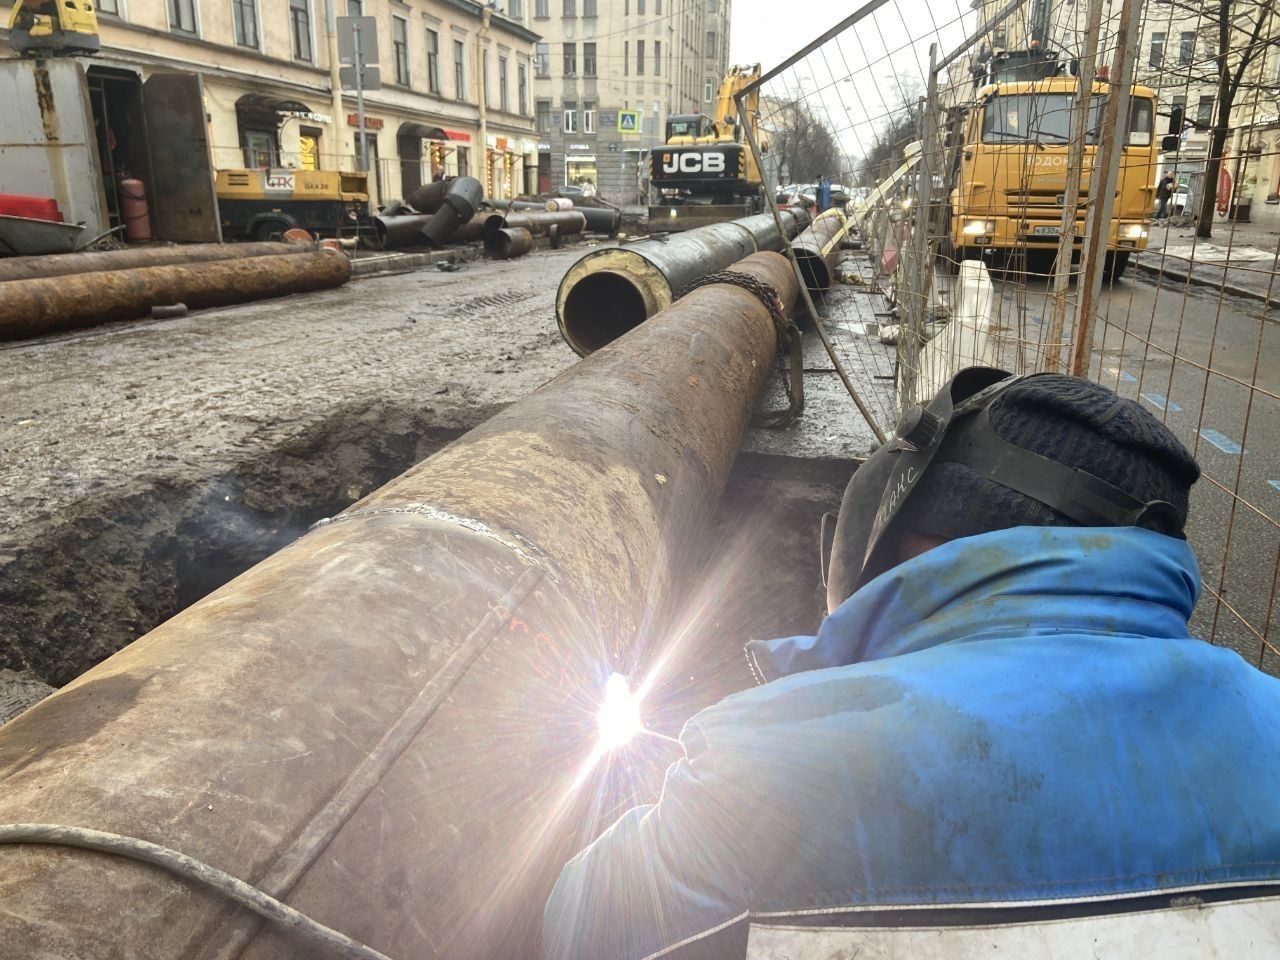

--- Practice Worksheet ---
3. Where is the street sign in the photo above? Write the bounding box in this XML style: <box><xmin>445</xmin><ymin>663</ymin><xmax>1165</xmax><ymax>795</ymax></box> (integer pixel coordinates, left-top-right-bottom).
<box><xmin>340</xmin><ymin>64</ymin><xmax>381</xmax><ymax>90</ymax></box>
<box><xmin>618</xmin><ymin>110</ymin><xmax>639</xmax><ymax>135</ymax></box>
<box><xmin>337</xmin><ymin>16</ymin><xmax>379</xmax><ymax>64</ymax></box>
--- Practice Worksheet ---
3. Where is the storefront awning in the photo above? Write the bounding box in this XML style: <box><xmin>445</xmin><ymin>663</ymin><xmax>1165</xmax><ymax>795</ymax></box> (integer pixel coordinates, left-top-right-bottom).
<box><xmin>235</xmin><ymin>93</ymin><xmax>314</xmax><ymax>131</ymax></box>
<box><xmin>397</xmin><ymin>121</ymin><xmax>449</xmax><ymax>141</ymax></box>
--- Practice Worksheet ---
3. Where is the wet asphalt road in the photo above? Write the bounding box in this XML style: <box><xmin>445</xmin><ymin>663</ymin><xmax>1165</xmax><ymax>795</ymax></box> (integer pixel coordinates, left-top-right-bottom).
<box><xmin>986</xmin><ymin>267</ymin><xmax>1280</xmax><ymax>669</ymax></box>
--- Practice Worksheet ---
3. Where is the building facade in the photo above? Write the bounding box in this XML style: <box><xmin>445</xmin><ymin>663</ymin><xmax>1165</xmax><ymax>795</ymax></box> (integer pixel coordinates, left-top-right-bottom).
<box><xmin>0</xmin><ymin>0</ymin><xmax>541</xmax><ymax>205</ymax></box>
<box><xmin>515</xmin><ymin>0</ymin><xmax>732</xmax><ymax>202</ymax></box>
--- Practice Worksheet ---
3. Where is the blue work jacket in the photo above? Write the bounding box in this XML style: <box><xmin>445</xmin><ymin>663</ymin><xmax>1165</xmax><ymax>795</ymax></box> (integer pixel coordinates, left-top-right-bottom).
<box><xmin>543</xmin><ymin>525</ymin><xmax>1280</xmax><ymax>959</ymax></box>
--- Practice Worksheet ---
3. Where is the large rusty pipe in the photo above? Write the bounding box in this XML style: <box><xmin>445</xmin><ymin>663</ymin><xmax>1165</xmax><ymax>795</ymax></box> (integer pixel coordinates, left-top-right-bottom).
<box><xmin>791</xmin><ymin>209</ymin><xmax>849</xmax><ymax>291</ymax></box>
<box><xmin>483</xmin><ymin>226</ymin><xmax>534</xmax><ymax>259</ymax></box>
<box><xmin>0</xmin><ymin>240</ymin><xmax>313</xmax><ymax>283</ymax></box>
<box><xmin>556</xmin><ymin>209</ymin><xmax>809</xmax><ymax>355</ymax></box>
<box><xmin>0</xmin><ymin>249</ymin><xmax>352</xmax><ymax>341</ymax></box>
<box><xmin>0</xmin><ymin>253</ymin><xmax>798</xmax><ymax>960</ymax></box>
<box><xmin>482</xmin><ymin>211</ymin><xmax>586</xmax><ymax>237</ymax></box>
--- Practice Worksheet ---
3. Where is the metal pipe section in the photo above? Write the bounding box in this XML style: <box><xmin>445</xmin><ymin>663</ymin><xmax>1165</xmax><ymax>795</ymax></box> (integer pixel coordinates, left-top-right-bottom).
<box><xmin>0</xmin><ymin>252</ymin><xmax>798</xmax><ymax>960</ymax></box>
<box><xmin>0</xmin><ymin>240</ymin><xmax>313</xmax><ymax>283</ymax></box>
<box><xmin>556</xmin><ymin>208</ymin><xmax>809</xmax><ymax>356</ymax></box>
<box><xmin>482</xmin><ymin>211</ymin><xmax>586</xmax><ymax>237</ymax></box>
<box><xmin>545</xmin><ymin>197</ymin><xmax>575</xmax><ymax>211</ymax></box>
<box><xmin>422</xmin><ymin>177</ymin><xmax>483</xmax><ymax>247</ymax></box>
<box><xmin>791</xmin><ymin>209</ymin><xmax>850</xmax><ymax>291</ymax></box>
<box><xmin>0</xmin><ymin>248</ymin><xmax>352</xmax><ymax>341</ymax></box>
<box><xmin>577</xmin><ymin>205</ymin><xmax>622</xmax><ymax>236</ymax></box>
<box><xmin>483</xmin><ymin>226</ymin><xmax>534</xmax><ymax>259</ymax></box>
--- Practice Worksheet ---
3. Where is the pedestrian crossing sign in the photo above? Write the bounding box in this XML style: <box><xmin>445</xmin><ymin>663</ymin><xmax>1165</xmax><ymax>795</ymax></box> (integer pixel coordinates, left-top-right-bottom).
<box><xmin>618</xmin><ymin>110</ymin><xmax>639</xmax><ymax>135</ymax></box>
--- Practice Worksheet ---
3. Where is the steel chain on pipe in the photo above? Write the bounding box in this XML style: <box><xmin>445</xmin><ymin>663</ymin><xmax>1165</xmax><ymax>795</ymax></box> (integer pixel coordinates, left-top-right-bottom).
<box><xmin>677</xmin><ymin>271</ymin><xmax>804</xmax><ymax>427</ymax></box>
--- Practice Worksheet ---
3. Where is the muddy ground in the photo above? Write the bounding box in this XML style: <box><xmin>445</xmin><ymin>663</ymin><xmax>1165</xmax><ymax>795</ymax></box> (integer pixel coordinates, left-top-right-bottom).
<box><xmin>1</xmin><ymin>244</ymin><xmax>869</xmax><ymax>720</ymax></box>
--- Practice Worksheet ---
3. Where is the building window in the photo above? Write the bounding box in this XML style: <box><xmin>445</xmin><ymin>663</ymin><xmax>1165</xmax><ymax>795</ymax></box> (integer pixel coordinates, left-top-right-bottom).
<box><xmin>704</xmin><ymin>77</ymin><xmax>713</xmax><ymax>102</ymax></box>
<box><xmin>563</xmin><ymin>0</ymin><xmax>575</xmax><ymax>16</ymax></box>
<box><xmin>584</xmin><ymin>0</ymin><xmax>596</xmax><ymax>15</ymax></box>
<box><xmin>636</xmin><ymin>39</ymin><xmax>644</xmax><ymax>75</ymax></box>
<box><xmin>1196</xmin><ymin>95</ymin><xmax>1214</xmax><ymax>125</ymax></box>
<box><xmin>289</xmin><ymin>0</ymin><xmax>312</xmax><ymax>61</ymax></box>
<box><xmin>509</xmin><ymin>0</ymin><xmax>521</xmax><ymax>17</ymax></box>
<box><xmin>233</xmin><ymin>0</ymin><xmax>258</xmax><ymax>48</ymax></box>
<box><xmin>427</xmin><ymin>29</ymin><xmax>441</xmax><ymax>93</ymax></box>
<box><xmin>564</xmin><ymin>100</ymin><xmax>577</xmax><ymax>133</ymax></box>
<box><xmin>392</xmin><ymin>16</ymin><xmax>410</xmax><ymax>85</ymax></box>
<box><xmin>535</xmin><ymin>42</ymin><xmax>549</xmax><ymax>77</ymax></box>
<box><xmin>707</xmin><ymin>0</ymin><xmax>716</xmax><ymax>9</ymax></box>
<box><xmin>583</xmin><ymin>42</ymin><xmax>596</xmax><ymax>77</ymax></box>
<box><xmin>518</xmin><ymin>63</ymin><xmax>528</xmax><ymax>114</ymax></box>
<box><xmin>654</xmin><ymin>39</ymin><xmax>660</xmax><ymax>75</ymax></box>
<box><xmin>346</xmin><ymin>0</ymin><xmax>361</xmax><ymax>14</ymax></box>
<box><xmin>624</xmin><ymin>40</ymin><xmax>629</xmax><ymax>76</ymax></box>
<box><xmin>584</xmin><ymin>100</ymin><xmax>595</xmax><ymax>133</ymax></box>
<box><xmin>535</xmin><ymin>0</ymin><xmax>548</xmax><ymax>17</ymax></box>
<box><xmin>98</xmin><ymin>0</ymin><xmax>119</xmax><ymax>14</ymax></box>
<box><xmin>168</xmin><ymin>0</ymin><xmax>197</xmax><ymax>34</ymax></box>
<box><xmin>1148</xmin><ymin>32</ymin><xmax>1165</xmax><ymax>68</ymax></box>
<box><xmin>454</xmin><ymin>39</ymin><xmax>466</xmax><ymax>101</ymax></box>
<box><xmin>638</xmin><ymin>0</ymin><xmax>645</xmax><ymax>12</ymax></box>
<box><xmin>563</xmin><ymin>42</ymin><xmax>577</xmax><ymax>75</ymax></box>
<box><xmin>456</xmin><ymin>145</ymin><xmax>469</xmax><ymax>176</ymax></box>
<box><xmin>705</xmin><ymin>31</ymin><xmax>716</xmax><ymax>59</ymax></box>
<box><xmin>536</xmin><ymin>99</ymin><xmax>552</xmax><ymax>132</ymax></box>
<box><xmin>499</xmin><ymin>57</ymin><xmax>509</xmax><ymax>112</ymax></box>
<box><xmin>1179</xmin><ymin>32</ymin><xmax>1194</xmax><ymax>65</ymax></box>
<box><xmin>655</xmin><ymin>0</ymin><xmax>660</xmax><ymax>12</ymax></box>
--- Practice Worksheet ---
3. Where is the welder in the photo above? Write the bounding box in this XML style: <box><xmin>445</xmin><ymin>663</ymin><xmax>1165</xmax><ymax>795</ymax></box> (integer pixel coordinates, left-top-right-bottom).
<box><xmin>543</xmin><ymin>367</ymin><xmax>1280</xmax><ymax>959</ymax></box>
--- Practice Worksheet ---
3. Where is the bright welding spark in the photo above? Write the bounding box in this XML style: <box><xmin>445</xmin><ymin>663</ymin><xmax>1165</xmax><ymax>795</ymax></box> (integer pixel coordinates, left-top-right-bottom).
<box><xmin>597</xmin><ymin>673</ymin><xmax>643</xmax><ymax>751</ymax></box>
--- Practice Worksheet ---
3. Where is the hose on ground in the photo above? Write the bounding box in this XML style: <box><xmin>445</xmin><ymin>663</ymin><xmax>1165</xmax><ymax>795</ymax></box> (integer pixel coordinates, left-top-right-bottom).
<box><xmin>0</xmin><ymin>823</ymin><xmax>397</xmax><ymax>960</ymax></box>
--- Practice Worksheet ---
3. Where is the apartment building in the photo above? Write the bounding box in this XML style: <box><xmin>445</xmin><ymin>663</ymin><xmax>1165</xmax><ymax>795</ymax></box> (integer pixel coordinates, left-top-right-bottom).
<box><xmin>0</xmin><ymin>0</ymin><xmax>541</xmax><ymax>204</ymax></box>
<box><xmin>518</xmin><ymin>0</ymin><xmax>732</xmax><ymax>202</ymax></box>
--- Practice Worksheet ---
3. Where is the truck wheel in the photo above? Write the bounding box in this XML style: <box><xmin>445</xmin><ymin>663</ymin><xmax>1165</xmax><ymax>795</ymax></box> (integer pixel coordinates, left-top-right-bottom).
<box><xmin>1104</xmin><ymin>251</ymin><xmax>1130</xmax><ymax>280</ymax></box>
<box><xmin>254</xmin><ymin>221</ymin><xmax>289</xmax><ymax>242</ymax></box>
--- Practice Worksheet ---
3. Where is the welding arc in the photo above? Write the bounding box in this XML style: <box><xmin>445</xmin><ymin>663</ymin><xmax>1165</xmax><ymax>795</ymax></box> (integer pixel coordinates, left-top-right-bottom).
<box><xmin>0</xmin><ymin>824</ymin><xmax>396</xmax><ymax>960</ymax></box>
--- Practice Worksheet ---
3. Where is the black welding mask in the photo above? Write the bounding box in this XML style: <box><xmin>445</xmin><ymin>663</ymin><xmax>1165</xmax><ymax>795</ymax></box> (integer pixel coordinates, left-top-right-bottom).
<box><xmin>822</xmin><ymin>366</ymin><xmax>1184</xmax><ymax>613</ymax></box>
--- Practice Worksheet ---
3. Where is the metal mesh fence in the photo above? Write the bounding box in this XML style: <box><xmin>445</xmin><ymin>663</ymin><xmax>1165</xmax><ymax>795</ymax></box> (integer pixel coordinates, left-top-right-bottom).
<box><xmin>738</xmin><ymin>0</ymin><xmax>1280</xmax><ymax>664</ymax></box>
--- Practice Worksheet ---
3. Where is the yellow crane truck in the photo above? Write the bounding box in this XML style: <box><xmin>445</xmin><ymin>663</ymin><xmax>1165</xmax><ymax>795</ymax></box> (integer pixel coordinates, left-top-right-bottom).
<box><xmin>648</xmin><ymin>64</ymin><xmax>769</xmax><ymax>231</ymax></box>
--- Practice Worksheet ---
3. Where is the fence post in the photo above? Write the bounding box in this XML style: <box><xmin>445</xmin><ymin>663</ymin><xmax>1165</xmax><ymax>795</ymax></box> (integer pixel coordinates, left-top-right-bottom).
<box><xmin>899</xmin><ymin>43</ymin><xmax>938</xmax><ymax>412</ymax></box>
<box><xmin>1069</xmin><ymin>0</ymin><xmax>1141</xmax><ymax>377</ymax></box>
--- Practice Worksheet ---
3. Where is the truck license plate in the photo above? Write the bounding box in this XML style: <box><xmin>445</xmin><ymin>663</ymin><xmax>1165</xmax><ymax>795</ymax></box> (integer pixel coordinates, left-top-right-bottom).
<box><xmin>1033</xmin><ymin>225</ymin><xmax>1061</xmax><ymax>236</ymax></box>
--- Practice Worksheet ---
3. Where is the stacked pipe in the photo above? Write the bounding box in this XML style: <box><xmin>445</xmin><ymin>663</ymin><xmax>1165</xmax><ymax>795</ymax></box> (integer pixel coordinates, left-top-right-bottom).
<box><xmin>555</xmin><ymin>207</ymin><xmax>810</xmax><ymax>355</ymax></box>
<box><xmin>482</xmin><ymin>211</ymin><xmax>585</xmax><ymax>238</ymax></box>
<box><xmin>0</xmin><ymin>245</ymin><xmax>351</xmax><ymax>341</ymax></box>
<box><xmin>0</xmin><ymin>241</ymin><xmax>310</xmax><ymax>283</ymax></box>
<box><xmin>483</xmin><ymin>226</ymin><xmax>534</xmax><ymax>260</ymax></box>
<box><xmin>791</xmin><ymin>208</ymin><xmax>850</xmax><ymax>291</ymax></box>
<box><xmin>0</xmin><ymin>252</ymin><xmax>799</xmax><ymax>960</ymax></box>
<box><xmin>373</xmin><ymin>176</ymin><xmax>484</xmax><ymax>249</ymax></box>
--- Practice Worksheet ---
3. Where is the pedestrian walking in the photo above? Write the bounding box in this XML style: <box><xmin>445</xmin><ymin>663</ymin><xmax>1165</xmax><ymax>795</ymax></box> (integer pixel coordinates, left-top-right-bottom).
<box><xmin>1156</xmin><ymin>172</ymin><xmax>1175</xmax><ymax>219</ymax></box>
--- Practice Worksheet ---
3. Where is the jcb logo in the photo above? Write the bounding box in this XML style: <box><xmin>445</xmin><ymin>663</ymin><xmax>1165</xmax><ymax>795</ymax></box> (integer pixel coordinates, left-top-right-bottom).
<box><xmin>662</xmin><ymin>152</ymin><xmax>726</xmax><ymax>174</ymax></box>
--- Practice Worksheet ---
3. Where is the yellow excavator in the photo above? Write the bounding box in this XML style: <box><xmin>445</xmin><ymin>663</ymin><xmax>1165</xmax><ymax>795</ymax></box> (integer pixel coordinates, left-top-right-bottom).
<box><xmin>6</xmin><ymin>0</ymin><xmax>101</xmax><ymax>55</ymax></box>
<box><xmin>648</xmin><ymin>64</ymin><xmax>769</xmax><ymax>230</ymax></box>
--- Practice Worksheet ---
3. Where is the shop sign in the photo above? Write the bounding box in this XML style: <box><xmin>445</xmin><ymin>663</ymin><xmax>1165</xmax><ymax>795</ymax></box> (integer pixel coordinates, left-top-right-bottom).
<box><xmin>347</xmin><ymin>114</ymin><xmax>384</xmax><ymax>130</ymax></box>
<box><xmin>537</xmin><ymin>142</ymin><xmax>552</xmax><ymax>151</ymax></box>
<box><xmin>568</xmin><ymin>142</ymin><xmax>590</xmax><ymax>150</ymax></box>
<box><xmin>444</xmin><ymin>129</ymin><xmax>472</xmax><ymax>142</ymax></box>
<box><xmin>278</xmin><ymin>110</ymin><xmax>332</xmax><ymax>124</ymax></box>
<box><xmin>495</xmin><ymin>137</ymin><xmax>510</xmax><ymax>150</ymax></box>
<box><xmin>522</xmin><ymin>140</ymin><xmax>537</xmax><ymax>153</ymax></box>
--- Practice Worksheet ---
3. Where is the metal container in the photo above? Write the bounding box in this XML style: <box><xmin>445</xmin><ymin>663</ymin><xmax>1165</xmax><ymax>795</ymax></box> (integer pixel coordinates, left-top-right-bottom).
<box><xmin>555</xmin><ymin>209</ymin><xmax>807</xmax><ymax>355</ymax></box>
<box><xmin>0</xmin><ymin>248</ymin><xmax>352</xmax><ymax>341</ymax></box>
<box><xmin>483</xmin><ymin>225</ymin><xmax>534</xmax><ymax>259</ymax></box>
<box><xmin>0</xmin><ymin>252</ymin><xmax>799</xmax><ymax>960</ymax></box>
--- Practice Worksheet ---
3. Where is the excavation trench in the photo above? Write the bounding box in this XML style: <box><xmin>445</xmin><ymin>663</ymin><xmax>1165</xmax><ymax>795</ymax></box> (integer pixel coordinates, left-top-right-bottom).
<box><xmin>0</xmin><ymin>401</ymin><xmax>479</xmax><ymax>706</ymax></box>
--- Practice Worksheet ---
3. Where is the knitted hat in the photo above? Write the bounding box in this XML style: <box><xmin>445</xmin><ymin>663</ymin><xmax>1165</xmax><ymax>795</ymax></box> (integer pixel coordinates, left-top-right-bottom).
<box><xmin>895</xmin><ymin>374</ymin><xmax>1201</xmax><ymax>543</ymax></box>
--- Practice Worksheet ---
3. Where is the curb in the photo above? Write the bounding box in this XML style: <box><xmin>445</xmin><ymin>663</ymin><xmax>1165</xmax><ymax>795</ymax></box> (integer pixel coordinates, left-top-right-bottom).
<box><xmin>1134</xmin><ymin>255</ymin><xmax>1280</xmax><ymax>311</ymax></box>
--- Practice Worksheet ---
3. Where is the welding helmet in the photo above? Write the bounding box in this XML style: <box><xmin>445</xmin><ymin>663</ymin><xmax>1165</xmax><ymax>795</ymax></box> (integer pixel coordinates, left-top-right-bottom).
<box><xmin>822</xmin><ymin>366</ymin><xmax>1185</xmax><ymax>612</ymax></box>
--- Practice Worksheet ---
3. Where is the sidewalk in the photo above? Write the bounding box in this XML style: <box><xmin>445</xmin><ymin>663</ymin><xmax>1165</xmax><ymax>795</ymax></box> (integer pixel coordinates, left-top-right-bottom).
<box><xmin>1136</xmin><ymin>216</ymin><xmax>1280</xmax><ymax>309</ymax></box>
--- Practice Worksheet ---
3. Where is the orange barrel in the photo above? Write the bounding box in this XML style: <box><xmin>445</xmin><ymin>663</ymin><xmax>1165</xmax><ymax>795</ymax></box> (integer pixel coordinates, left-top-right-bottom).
<box><xmin>118</xmin><ymin>178</ymin><xmax>152</xmax><ymax>243</ymax></box>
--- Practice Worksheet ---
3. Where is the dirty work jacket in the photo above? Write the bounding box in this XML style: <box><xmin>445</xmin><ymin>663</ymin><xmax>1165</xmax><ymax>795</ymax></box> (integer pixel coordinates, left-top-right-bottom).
<box><xmin>542</xmin><ymin>525</ymin><xmax>1280</xmax><ymax>960</ymax></box>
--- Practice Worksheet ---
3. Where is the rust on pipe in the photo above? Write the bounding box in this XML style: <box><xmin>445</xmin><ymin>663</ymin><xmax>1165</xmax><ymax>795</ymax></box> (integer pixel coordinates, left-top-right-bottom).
<box><xmin>0</xmin><ymin>240</ymin><xmax>313</xmax><ymax>283</ymax></box>
<box><xmin>0</xmin><ymin>248</ymin><xmax>352</xmax><ymax>341</ymax></box>
<box><xmin>483</xmin><ymin>226</ymin><xmax>534</xmax><ymax>259</ymax></box>
<box><xmin>0</xmin><ymin>252</ymin><xmax>798</xmax><ymax>960</ymax></box>
<box><xmin>791</xmin><ymin>209</ymin><xmax>849</xmax><ymax>291</ymax></box>
<box><xmin>483</xmin><ymin>211</ymin><xmax>586</xmax><ymax>238</ymax></box>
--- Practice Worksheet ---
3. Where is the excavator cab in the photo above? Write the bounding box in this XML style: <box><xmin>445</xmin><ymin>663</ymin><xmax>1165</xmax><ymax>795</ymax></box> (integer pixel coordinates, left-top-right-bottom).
<box><xmin>7</xmin><ymin>0</ymin><xmax>101</xmax><ymax>56</ymax></box>
<box><xmin>666</xmin><ymin>115</ymin><xmax>717</xmax><ymax>143</ymax></box>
